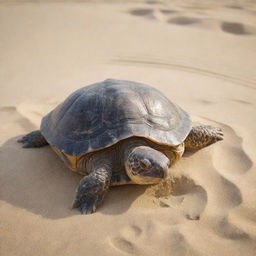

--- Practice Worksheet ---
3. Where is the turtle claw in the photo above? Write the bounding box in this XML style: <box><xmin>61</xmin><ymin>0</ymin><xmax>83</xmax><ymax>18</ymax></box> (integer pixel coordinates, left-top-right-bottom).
<box><xmin>17</xmin><ymin>138</ymin><xmax>24</xmax><ymax>143</ymax></box>
<box><xmin>216</xmin><ymin>133</ymin><xmax>224</xmax><ymax>141</ymax></box>
<box><xmin>18</xmin><ymin>136</ymin><xmax>31</xmax><ymax>148</ymax></box>
<box><xmin>17</xmin><ymin>137</ymin><xmax>28</xmax><ymax>144</ymax></box>
<box><xmin>214</xmin><ymin>127</ymin><xmax>224</xmax><ymax>141</ymax></box>
<box><xmin>17</xmin><ymin>130</ymin><xmax>48</xmax><ymax>148</ymax></box>
<box><xmin>72</xmin><ymin>196</ymin><xmax>98</xmax><ymax>215</ymax></box>
<box><xmin>79</xmin><ymin>202</ymin><xmax>97</xmax><ymax>215</ymax></box>
<box><xmin>22</xmin><ymin>143</ymin><xmax>33</xmax><ymax>148</ymax></box>
<box><xmin>206</xmin><ymin>126</ymin><xmax>224</xmax><ymax>142</ymax></box>
<box><xmin>18</xmin><ymin>137</ymin><xmax>31</xmax><ymax>148</ymax></box>
<box><xmin>72</xmin><ymin>168</ymin><xmax>110</xmax><ymax>215</ymax></box>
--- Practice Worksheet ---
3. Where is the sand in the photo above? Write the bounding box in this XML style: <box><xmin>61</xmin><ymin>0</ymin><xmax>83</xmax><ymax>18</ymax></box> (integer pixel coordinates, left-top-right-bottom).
<box><xmin>0</xmin><ymin>1</ymin><xmax>256</xmax><ymax>255</ymax></box>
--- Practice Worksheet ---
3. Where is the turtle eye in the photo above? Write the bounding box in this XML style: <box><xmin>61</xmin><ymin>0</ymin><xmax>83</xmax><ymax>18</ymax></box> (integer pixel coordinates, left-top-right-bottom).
<box><xmin>140</xmin><ymin>159</ymin><xmax>152</xmax><ymax>170</ymax></box>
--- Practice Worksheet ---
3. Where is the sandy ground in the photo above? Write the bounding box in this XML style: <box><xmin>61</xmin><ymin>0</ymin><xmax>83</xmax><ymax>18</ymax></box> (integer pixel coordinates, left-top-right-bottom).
<box><xmin>1</xmin><ymin>1</ymin><xmax>256</xmax><ymax>255</ymax></box>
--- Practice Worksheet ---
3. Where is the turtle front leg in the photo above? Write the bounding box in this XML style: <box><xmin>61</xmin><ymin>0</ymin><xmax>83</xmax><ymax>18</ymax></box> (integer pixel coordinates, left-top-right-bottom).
<box><xmin>184</xmin><ymin>125</ymin><xmax>223</xmax><ymax>150</ymax></box>
<box><xmin>72</xmin><ymin>166</ymin><xmax>112</xmax><ymax>214</ymax></box>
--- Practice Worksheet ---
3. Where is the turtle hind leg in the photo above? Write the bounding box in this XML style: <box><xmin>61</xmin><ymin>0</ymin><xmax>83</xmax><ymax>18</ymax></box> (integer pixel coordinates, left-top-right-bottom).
<box><xmin>184</xmin><ymin>125</ymin><xmax>223</xmax><ymax>151</ymax></box>
<box><xmin>18</xmin><ymin>130</ymin><xmax>48</xmax><ymax>148</ymax></box>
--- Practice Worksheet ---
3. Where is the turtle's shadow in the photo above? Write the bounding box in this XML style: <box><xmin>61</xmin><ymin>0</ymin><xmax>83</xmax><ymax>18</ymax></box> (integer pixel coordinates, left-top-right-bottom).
<box><xmin>0</xmin><ymin>136</ymin><xmax>145</xmax><ymax>219</ymax></box>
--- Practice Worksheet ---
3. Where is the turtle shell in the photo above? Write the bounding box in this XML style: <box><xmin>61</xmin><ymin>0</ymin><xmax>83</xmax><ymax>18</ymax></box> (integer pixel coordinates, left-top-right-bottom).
<box><xmin>40</xmin><ymin>79</ymin><xmax>192</xmax><ymax>155</ymax></box>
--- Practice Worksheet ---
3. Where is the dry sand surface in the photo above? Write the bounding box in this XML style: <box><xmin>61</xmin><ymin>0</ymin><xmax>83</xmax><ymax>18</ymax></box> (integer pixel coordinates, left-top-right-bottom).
<box><xmin>1</xmin><ymin>0</ymin><xmax>256</xmax><ymax>255</ymax></box>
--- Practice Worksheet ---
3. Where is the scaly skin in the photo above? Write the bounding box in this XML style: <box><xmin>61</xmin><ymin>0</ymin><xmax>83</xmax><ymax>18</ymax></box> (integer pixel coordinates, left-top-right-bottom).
<box><xmin>18</xmin><ymin>130</ymin><xmax>48</xmax><ymax>148</ymax></box>
<box><xmin>72</xmin><ymin>151</ymin><xmax>113</xmax><ymax>214</ymax></box>
<box><xmin>184</xmin><ymin>125</ymin><xmax>223</xmax><ymax>150</ymax></box>
<box><xmin>72</xmin><ymin>166</ymin><xmax>112</xmax><ymax>214</ymax></box>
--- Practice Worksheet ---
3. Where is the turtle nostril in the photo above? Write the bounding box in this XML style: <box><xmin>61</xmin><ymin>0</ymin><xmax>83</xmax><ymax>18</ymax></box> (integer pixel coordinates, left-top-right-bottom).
<box><xmin>140</xmin><ymin>159</ymin><xmax>152</xmax><ymax>170</ymax></box>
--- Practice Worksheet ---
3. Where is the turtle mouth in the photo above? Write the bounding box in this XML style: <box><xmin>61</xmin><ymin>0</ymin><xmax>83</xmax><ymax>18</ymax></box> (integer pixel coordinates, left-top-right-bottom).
<box><xmin>142</xmin><ymin>168</ymin><xmax>168</xmax><ymax>179</ymax></box>
<box><xmin>127</xmin><ymin>165</ymin><xmax>168</xmax><ymax>185</ymax></box>
<box><xmin>129</xmin><ymin>175</ymin><xmax>163</xmax><ymax>185</ymax></box>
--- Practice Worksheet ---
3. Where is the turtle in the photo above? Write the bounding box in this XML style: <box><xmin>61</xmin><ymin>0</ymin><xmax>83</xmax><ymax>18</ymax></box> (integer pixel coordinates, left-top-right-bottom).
<box><xmin>18</xmin><ymin>79</ymin><xmax>223</xmax><ymax>214</ymax></box>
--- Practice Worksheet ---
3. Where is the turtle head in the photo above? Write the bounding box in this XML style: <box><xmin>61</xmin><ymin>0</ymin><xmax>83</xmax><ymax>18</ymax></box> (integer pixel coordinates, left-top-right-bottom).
<box><xmin>125</xmin><ymin>146</ymin><xmax>170</xmax><ymax>184</ymax></box>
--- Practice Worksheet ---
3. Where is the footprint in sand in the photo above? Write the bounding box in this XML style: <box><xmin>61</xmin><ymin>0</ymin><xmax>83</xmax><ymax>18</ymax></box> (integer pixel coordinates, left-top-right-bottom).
<box><xmin>128</xmin><ymin>7</ymin><xmax>178</xmax><ymax>22</ymax></box>
<box><xmin>128</xmin><ymin>8</ymin><xmax>159</xmax><ymax>22</ymax></box>
<box><xmin>160</xmin><ymin>9</ymin><xmax>178</xmax><ymax>15</ymax></box>
<box><xmin>110</xmin><ymin>223</ymin><xmax>201</xmax><ymax>255</ymax></box>
<box><xmin>189</xmin><ymin>115</ymin><xmax>252</xmax><ymax>176</ymax></box>
<box><xmin>128</xmin><ymin>6</ymin><xmax>256</xmax><ymax>37</ymax></box>
<box><xmin>168</xmin><ymin>231</ymin><xmax>202</xmax><ymax>256</ymax></box>
<box><xmin>158</xmin><ymin>176</ymin><xmax>208</xmax><ymax>220</ymax></box>
<box><xmin>128</xmin><ymin>7</ymin><xmax>213</xmax><ymax>31</ymax></box>
<box><xmin>109</xmin><ymin>225</ymin><xmax>141</xmax><ymax>255</ymax></box>
<box><xmin>110</xmin><ymin>237</ymin><xmax>138</xmax><ymax>255</ymax></box>
<box><xmin>129</xmin><ymin>9</ymin><xmax>153</xmax><ymax>16</ymax></box>
<box><xmin>168</xmin><ymin>16</ymin><xmax>201</xmax><ymax>26</ymax></box>
<box><xmin>221</xmin><ymin>21</ymin><xmax>255</xmax><ymax>35</ymax></box>
<box><xmin>212</xmin><ymin>122</ymin><xmax>252</xmax><ymax>175</ymax></box>
<box><xmin>216</xmin><ymin>216</ymin><xmax>249</xmax><ymax>239</ymax></box>
<box><xmin>218</xmin><ymin>175</ymin><xmax>242</xmax><ymax>207</ymax></box>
